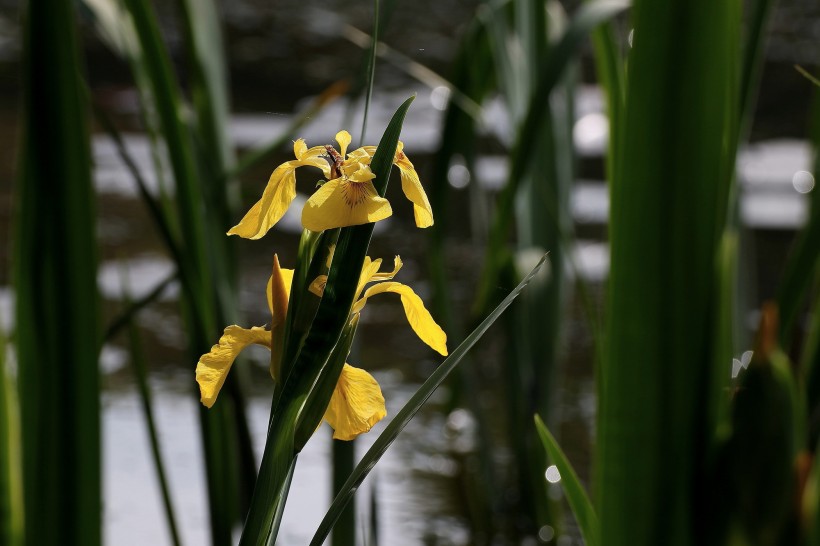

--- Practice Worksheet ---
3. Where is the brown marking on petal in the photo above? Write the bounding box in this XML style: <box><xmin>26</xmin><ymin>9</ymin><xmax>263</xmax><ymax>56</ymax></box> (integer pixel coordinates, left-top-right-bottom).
<box><xmin>341</xmin><ymin>181</ymin><xmax>368</xmax><ymax>208</ymax></box>
<box><xmin>325</xmin><ymin>145</ymin><xmax>344</xmax><ymax>179</ymax></box>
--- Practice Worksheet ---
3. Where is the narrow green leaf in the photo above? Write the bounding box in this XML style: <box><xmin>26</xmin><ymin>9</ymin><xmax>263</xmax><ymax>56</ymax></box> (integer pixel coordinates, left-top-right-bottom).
<box><xmin>738</xmin><ymin>0</ymin><xmax>777</xmax><ymax>135</ymax></box>
<box><xmin>17</xmin><ymin>0</ymin><xmax>100</xmax><ymax>543</ymax></box>
<box><xmin>308</xmin><ymin>255</ymin><xmax>548</xmax><ymax>546</ymax></box>
<box><xmin>91</xmin><ymin>100</ymin><xmax>184</xmax><ymax>267</ymax></box>
<box><xmin>778</xmin><ymin>85</ymin><xmax>820</xmax><ymax>346</ymax></box>
<box><xmin>804</xmin><ymin>435</ymin><xmax>820</xmax><ymax>546</ymax></box>
<box><xmin>102</xmin><ymin>270</ymin><xmax>178</xmax><ymax>343</ymax></box>
<box><xmin>358</xmin><ymin>0</ymin><xmax>380</xmax><ymax>146</ymax></box>
<box><xmin>0</xmin><ymin>331</ymin><xmax>23</xmax><ymax>546</ymax></box>
<box><xmin>589</xmin><ymin>19</ymin><xmax>625</xmax><ymax>181</ymax></box>
<box><xmin>120</xmin><ymin>0</ymin><xmax>243</xmax><ymax>541</ymax></box>
<box><xmin>796</xmin><ymin>65</ymin><xmax>820</xmax><ymax>88</ymax></box>
<box><xmin>121</xmin><ymin>274</ymin><xmax>182</xmax><ymax>546</ymax></box>
<box><xmin>805</xmin><ymin>288</ymin><xmax>820</xmax><ymax>447</ymax></box>
<box><xmin>534</xmin><ymin>415</ymin><xmax>598</xmax><ymax>546</ymax></box>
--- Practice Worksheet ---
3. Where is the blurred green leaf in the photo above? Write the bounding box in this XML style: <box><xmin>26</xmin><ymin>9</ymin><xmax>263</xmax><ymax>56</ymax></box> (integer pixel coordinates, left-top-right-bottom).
<box><xmin>596</xmin><ymin>2</ymin><xmax>739</xmax><ymax>546</ymax></box>
<box><xmin>121</xmin><ymin>274</ymin><xmax>182</xmax><ymax>546</ymax></box>
<box><xmin>724</xmin><ymin>348</ymin><xmax>800</xmax><ymax>545</ymax></box>
<box><xmin>16</xmin><ymin>0</ymin><xmax>100</xmax><ymax>543</ymax></box>
<box><xmin>778</xmin><ymin>83</ymin><xmax>820</xmax><ymax>349</ymax></box>
<box><xmin>0</xmin><ymin>331</ymin><xmax>22</xmax><ymax>546</ymax></box>
<box><xmin>474</xmin><ymin>0</ymin><xmax>629</xmax><ymax>317</ymax></box>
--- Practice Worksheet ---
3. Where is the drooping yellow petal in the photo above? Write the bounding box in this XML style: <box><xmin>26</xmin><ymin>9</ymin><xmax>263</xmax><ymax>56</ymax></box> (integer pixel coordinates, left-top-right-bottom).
<box><xmin>196</xmin><ymin>325</ymin><xmax>271</xmax><ymax>408</ymax></box>
<box><xmin>227</xmin><ymin>140</ymin><xmax>329</xmax><ymax>239</ymax></box>
<box><xmin>301</xmin><ymin>179</ymin><xmax>392</xmax><ymax>232</ymax></box>
<box><xmin>354</xmin><ymin>282</ymin><xmax>448</xmax><ymax>356</ymax></box>
<box><xmin>323</xmin><ymin>364</ymin><xmax>387</xmax><ymax>441</ymax></box>
<box><xmin>335</xmin><ymin>130</ymin><xmax>352</xmax><ymax>158</ymax></box>
<box><xmin>394</xmin><ymin>144</ymin><xmax>434</xmax><ymax>228</ymax></box>
<box><xmin>345</xmin><ymin>142</ymin><xmax>434</xmax><ymax>228</ymax></box>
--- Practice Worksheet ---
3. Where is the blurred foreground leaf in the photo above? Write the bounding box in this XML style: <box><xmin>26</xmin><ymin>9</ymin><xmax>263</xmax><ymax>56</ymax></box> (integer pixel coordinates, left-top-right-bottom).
<box><xmin>16</xmin><ymin>0</ymin><xmax>100</xmax><ymax>543</ymax></box>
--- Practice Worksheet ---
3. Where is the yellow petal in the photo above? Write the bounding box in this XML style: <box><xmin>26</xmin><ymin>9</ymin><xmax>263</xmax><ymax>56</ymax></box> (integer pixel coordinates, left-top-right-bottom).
<box><xmin>196</xmin><ymin>325</ymin><xmax>271</xmax><ymax>408</ymax></box>
<box><xmin>227</xmin><ymin>145</ymin><xmax>330</xmax><ymax>240</ymax></box>
<box><xmin>227</xmin><ymin>164</ymin><xmax>297</xmax><ymax>239</ymax></box>
<box><xmin>371</xmin><ymin>256</ymin><xmax>402</xmax><ymax>282</ymax></box>
<box><xmin>355</xmin><ymin>256</ymin><xmax>383</xmax><ymax>297</ymax></box>
<box><xmin>395</xmin><ymin>146</ymin><xmax>434</xmax><ymax>228</ymax></box>
<box><xmin>343</xmin><ymin>162</ymin><xmax>376</xmax><ymax>182</ymax></box>
<box><xmin>266</xmin><ymin>266</ymin><xmax>295</xmax><ymax>317</ymax></box>
<box><xmin>293</xmin><ymin>138</ymin><xmax>308</xmax><ymax>158</ymax></box>
<box><xmin>268</xmin><ymin>255</ymin><xmax>290</xmax><ymax>380</ymax></box>
<box><xmin>308</xmin><ymin>275</ymin><xmax>327</xmax><ymax>297</ymax></box>
<box><xmin>301</xmin><ymin>179</ymin><xmax>392</xmax><ymax>232</ymax></box>
<box><xmin>347</xmin><ymin>146</ymin><xmax>375</xmax><ymax>164</ymax></box>
<box><xmin>354</xmin><ymin>281</ymin><xmax>448</xmax><ymax>356</ymax></box>
<box><xmin>298</xmin><ymin>142</ymin><xmax>333</xmax><ymax>178</ymax></box>
<box><xmin>354</xmin><ymin>256</ymin><xmax>403</xmax><ymax>298</ymax></box>
<box><xmin>335</xmin><ymin>130</ymin><xmax>352</xmax><ymax>157</ymax></box>
<box><xmin>323</xmin><ymin>364</ymin><xmax>387</xmax><ymax>441</ymax></box>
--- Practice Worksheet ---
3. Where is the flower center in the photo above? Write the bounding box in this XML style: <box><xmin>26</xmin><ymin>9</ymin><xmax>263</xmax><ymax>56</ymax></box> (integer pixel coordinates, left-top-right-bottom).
<box><xmin>325</xmin><ymin>145</ymin><xmax>344</xmax><ymax>179</ymax></box>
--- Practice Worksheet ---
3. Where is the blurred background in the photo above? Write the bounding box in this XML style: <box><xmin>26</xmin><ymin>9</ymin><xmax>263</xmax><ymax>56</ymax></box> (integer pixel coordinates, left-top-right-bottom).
<box><xmin>0</xmin><ymin>0</ymin><xmax>818</xmax><ymax>544</ymax></box>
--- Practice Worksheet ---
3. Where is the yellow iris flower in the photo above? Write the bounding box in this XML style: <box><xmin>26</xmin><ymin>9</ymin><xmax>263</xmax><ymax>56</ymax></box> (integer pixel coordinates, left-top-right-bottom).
<box><xmin>195</xmin><ymin>254</ymin><xmax>448</xmax><ymax>441</ymax></box>
<box><xmin>227</xmin><ymin>130</ymin><xmax>434</xmax><ymax>239</ymax></box>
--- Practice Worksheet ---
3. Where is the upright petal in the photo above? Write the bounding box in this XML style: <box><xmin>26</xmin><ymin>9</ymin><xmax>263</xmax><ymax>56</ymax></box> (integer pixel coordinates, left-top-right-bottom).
<box><xmin>395</xmin><ymin>150</ymin><xmax>434</xmax><ymax>228</ymax></box>
<box><xmin>196</xmin><ymin>326</ymin><xmax>271</xmax><ymax>408</ymax></box>
<box><xmin>335</xmin><ymin>130</ymin><xmax>352</xmax><ymax>157</ymax></box>
<box><xmin>355</xmin><ymin>282</ymin><xmax>448</xmax><ymax>356</ymax></box>
<box><xmin>268</xmin><ymin>255</ymin><xmax>290</xmax><ymax>380</ymax></box>
<box><xmin>355</xmin><ymin>257</ymin><xmax>383</xmax><ymax>297</ymax></box>
<box><xmin>293</xmin><ymin>138</ymin><xmax>308</xmax><ymax>158</ymax></box>
<box><xmin>354</xmin><ymin>256</ymin><xmax>403</xmax><ymax>299</ymax></box>
<box><xmin>266</xmin><ymin>266</ymin><xmax>295</xmax><ymax>316</ymax></box>
<box><xmin>295</xmin><ymin>140</ymin><xmax>333</xmax><ymax>178</ymax></box>
<box><xmin>323</xmin><ymin>364</ymin><xmax>387</xmax><ymax>441</ymax></box>
<box><xmin>302</xmin><ymin>179</ymin><xmax>392</xmax><ymax>232</ymax></box>
<box><xmin>371</xmin><ymin>256</ymin><xmax>403</xmax><ymax>282</ymax></box>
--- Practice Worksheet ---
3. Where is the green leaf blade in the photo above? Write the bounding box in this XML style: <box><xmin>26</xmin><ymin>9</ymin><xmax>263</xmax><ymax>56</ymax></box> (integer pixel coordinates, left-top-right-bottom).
<box><xmin>534</xmin><ymin>415</ymin><xmax>598</xmax><ymax>546</ymax></box>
